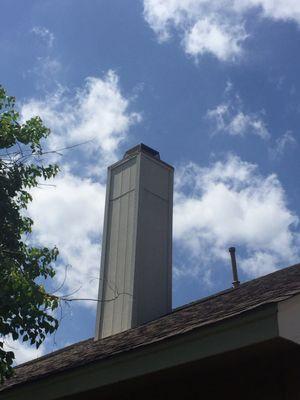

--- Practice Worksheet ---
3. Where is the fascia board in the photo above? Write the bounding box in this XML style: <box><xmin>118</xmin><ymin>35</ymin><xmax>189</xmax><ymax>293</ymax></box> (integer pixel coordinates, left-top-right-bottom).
<box><xmin>278</xmin><ymin>293</ymin><xmax>300</xmax><ymax>344</ymax></box>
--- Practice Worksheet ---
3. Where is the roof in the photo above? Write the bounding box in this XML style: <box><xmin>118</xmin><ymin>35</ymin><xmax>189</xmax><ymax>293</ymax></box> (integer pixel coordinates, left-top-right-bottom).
<box><xmin>2</xmin><ymin>262</ymin><xmax>300</xmax><ymax>393</ymax></box>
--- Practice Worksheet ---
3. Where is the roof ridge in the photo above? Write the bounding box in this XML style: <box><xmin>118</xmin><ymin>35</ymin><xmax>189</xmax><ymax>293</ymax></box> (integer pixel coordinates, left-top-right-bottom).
<box><xmin>172</xmin><ymin>262</ymin><xmax>300</xmax><ymax>313</ymax></box>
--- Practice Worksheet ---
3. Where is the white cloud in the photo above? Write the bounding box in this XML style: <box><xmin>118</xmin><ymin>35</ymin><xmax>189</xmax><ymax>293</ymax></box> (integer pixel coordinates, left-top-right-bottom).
<box><xmin>28</xmin><ymin>171</ymin><xmax>105</xmax><ymax>304</ymax></box>
<box><xmin>21</xmin><ymin>71</ymin><xmax>141</xmax><ymax>170</ymax></box>
<box><xmin>233</xmin><ymin>0</ymin><xmax>300</xmax><ymax>23</ymax></box>
<box><xmin>27</xmin><ymin>27</ymin><xmax>61</xmax><ymax>90</ymax></box>
<box><xmin>3</xmin><ymin>337</ymin><xmax>46</xmax><ymax>365</ymax></box>
<box><xmin>26</xmin><ymin>56</ymin><xmax>62</xmax><ymax>89</ymax></box>
<box><xmin>143</xmin><ymin>0</ymin><xmax>300</xmax><ymax>61</ymax></box>
<box><xmin>31</xmin><ymin>26</ymin><xmax>55</xmax><ymax>48</ymax></box>
<box><xmin>184</xmin><ymin>18</ymin><xmax>247</xmax><ymax>61</ymax></box>
<box><xmin>269</xmin><ymin>131</ymin><xmax>297</xmax><ymax>159</ymax></box>
<box><xmin>239</xmin><ymin>251</ymin><xmax>279</xmax><ymax>276</ymax></box>
<box><xmin>207</xmin><ymin>92</ymin><xmax>270</xmax><ymax>139</ymax></box>
<box><xmin>174</xmin><ymin>155</ymin><xmax>299</xmax><ymax>279</ymax></box>
<box><xmin>36</xmin><ymin>56</ymin><xmax>61</xmax><ymax>76</ymax></box>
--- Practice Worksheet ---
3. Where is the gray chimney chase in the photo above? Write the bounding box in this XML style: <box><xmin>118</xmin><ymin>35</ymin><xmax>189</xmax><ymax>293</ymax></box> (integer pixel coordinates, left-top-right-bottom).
<box><xmin>95</xmin><ymin>144</ymin><xmax>174</xmax><ymax>339</ymax></box>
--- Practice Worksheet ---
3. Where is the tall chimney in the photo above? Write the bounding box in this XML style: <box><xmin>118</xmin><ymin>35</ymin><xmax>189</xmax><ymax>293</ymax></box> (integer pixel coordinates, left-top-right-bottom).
<box><xmin>95</xmin><ymin>144</ymin><xmax>173</xmax><ymax>339</ymax></box>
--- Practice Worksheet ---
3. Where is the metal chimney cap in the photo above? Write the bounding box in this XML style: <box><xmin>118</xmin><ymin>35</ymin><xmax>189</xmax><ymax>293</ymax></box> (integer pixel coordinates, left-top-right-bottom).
<box><xmin>124</xmin><ymin>143</ymin><xmax>160</xmax><ymax>160</ymax></box>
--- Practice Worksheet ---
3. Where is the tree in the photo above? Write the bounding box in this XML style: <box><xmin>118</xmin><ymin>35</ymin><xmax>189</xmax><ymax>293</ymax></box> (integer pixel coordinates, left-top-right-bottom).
<box><xmin>0</xmin><ymin>85</ymin><xmax>60</xmax><ymax>383</ymax></box>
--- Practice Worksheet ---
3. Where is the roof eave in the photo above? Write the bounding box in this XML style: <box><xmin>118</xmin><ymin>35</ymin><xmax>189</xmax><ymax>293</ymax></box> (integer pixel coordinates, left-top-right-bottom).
<box><xmin>1</xmin><ymin>302</ymin><xmax>283</xmax><ymax>400</ymax></box>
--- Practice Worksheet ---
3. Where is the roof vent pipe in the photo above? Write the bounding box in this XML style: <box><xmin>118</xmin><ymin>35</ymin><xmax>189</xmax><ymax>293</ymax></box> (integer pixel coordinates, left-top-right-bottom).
<box><xmin>228</xmin><ymin>247</ymin><xmax>240</xmax><ymax>288</ymax></box>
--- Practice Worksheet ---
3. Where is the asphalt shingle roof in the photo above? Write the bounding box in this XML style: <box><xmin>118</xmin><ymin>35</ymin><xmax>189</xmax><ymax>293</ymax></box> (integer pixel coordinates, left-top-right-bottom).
<box><xmin>2</xmin><ymin>263</ymin><xmax>300</xmax><ymax>392</ymax></box>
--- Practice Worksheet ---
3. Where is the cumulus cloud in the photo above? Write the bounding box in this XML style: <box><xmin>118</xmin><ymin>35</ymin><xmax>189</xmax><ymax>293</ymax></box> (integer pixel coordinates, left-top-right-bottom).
<box><xmin>21</xmin><ymin>71</ymin><xmax>141</xmax><ymax>170</ymax></box>
<box><xmin>206</xmin><ymin>89</ymin><xmax>270</xmax><ymax>139</ymax></box>
<box><xmin>20</xmin><ymin>71</ymin><xmax>141</xmax><ymax>306</ymax></box>
<box><xmin>184</xmin><ymin>18</ymin><xmax>247</xmax><ymax>61</ymax></box>
<box><xmin>173</xmin><ymin>155</ymin><xmax>299</xmax><ymax>280</ymax></box>
<box><xmin>233</xmin><ymin>0</ymin><xmax>300</xmax><ymax>22</ymax></box>
<box><xmin>28</xmin><ymin>172</ymin><xmax>106</xmax><ymax>303</ymax></box>
<box><xmin>143</xmin><ymin>0</ymin><xmax>300</xmax><ymax>61</ymax></box>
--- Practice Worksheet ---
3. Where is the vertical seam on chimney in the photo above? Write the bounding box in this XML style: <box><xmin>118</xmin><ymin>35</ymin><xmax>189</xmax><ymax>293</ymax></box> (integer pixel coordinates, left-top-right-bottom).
<box><xmin>112</xmin><ymin>168</ymin><xmax>123</xmax><ymax>334</ymax></box>
<box><xmin>121</xmin><ymin>165</ymin><xmax>131</xmax><ymax>332</ymax></box>
<box><xmin>168</xmin><ymin>168</ymin><xmax>174</xmax><ymax>312</ymax></box>
<box><xmin>131</xmin><ymin>153</ymin><xmax>141</xmax><ymax>327</ymax></box>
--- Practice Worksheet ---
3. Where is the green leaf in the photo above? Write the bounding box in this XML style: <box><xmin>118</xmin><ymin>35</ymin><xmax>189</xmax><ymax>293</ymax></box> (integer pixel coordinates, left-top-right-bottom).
<box><xmin>0</xmin><ymin>84</ymin><xmax>60</xmax><ymax>383</ymax></box>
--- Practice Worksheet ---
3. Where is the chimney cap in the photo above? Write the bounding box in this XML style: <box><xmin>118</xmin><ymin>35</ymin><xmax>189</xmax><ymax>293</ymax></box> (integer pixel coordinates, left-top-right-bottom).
<box><xmin>124</xmin><ymin>143</ymin><xmax>160</xmax><ymax>160</ymax></box>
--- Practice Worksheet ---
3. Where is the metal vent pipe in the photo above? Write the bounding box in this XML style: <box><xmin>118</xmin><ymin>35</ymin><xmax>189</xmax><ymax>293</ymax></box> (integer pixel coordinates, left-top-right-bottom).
<box><xmin>228</xmin><ymin>247</ymin><xmax>240</xmax><ymax>288</ymax></box>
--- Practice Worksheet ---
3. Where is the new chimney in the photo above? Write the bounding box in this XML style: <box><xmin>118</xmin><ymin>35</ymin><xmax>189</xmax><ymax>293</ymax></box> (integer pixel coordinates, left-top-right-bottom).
<box><xmin>95</xmin><ymin>144</ymin><xmax>173</xmax><ymax>339</ymax></box>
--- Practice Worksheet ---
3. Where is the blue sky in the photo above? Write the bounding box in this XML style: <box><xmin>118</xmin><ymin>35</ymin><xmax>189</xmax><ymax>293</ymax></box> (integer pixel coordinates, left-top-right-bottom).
<box><xmin>2</xmin><ymin>0</ymin><xmax>300</xmax><ymax>362</ymax></box>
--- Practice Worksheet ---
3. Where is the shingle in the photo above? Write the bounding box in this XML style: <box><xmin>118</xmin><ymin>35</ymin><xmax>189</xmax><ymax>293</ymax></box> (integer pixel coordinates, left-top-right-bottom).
<box><xmin>2</xmin><ymin>263</ymin><xmax>300</xmax><ymax>392</ymax></box>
